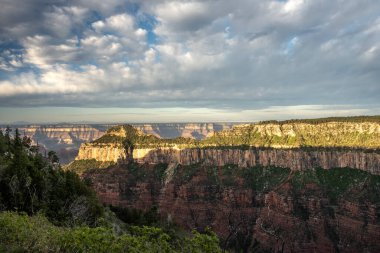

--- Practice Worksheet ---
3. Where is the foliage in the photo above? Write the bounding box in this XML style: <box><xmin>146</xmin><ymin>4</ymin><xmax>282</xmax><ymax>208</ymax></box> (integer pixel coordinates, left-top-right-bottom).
<box><xmin>206</xmin><ymin>166</ymin><xmax>220</xmax><ymax>186</ymax></box>
<box><xmin>93</xmin><ymin>125</ymin><xmax>199</xmax><ymax>148</ymax></box>
<box><xmin>258</xmin><ymin>115</ymin><xmax>380</xmax><ymax>125</ymax></box>
<box><xmin>92</xmin><ymin>135</ymin><xmax>126</xmax><ymax>145</ymax></box>
<box><xmin>291</xmin><ymin>167</ymin><xmax>380</xmax><ymax>204</ymax></box>
<box><xmin>0</xmin><ymin>211</ymin><xmax>222</xmax><ymax>253</ymax></box>
<box><xmin>240</xmin><ymin>166</ymin><xmax>291</xmax><ymax>192</ymax></box>
<box><xmin>0</xmin><ymin>211</ymin><xmax>62</xmax><ymax>252</ymax></box>
<box><xmin>0</xmin><ymin>128</ymin><xmax>103</xmax><ymax>226</ymax></box>
<box><xmin>184</xmin><ymin>229</ymin><xmax>222</xmax><ymax>253</ymax></box>
<box><xmin>153</xmin><ymin>163</ymin><xmax>168</xmax><ymax>182</ymax></box>
<box><xmin>109</xmin><ymin>206</ymin><xmax>160</xmax><ymax>227</ymax></box>
<box><xmin>203</xmin><ymin>122</ymin><xmax>380</xmax><ymax>149</ymax></box>
<box><xmin>126</xmin><ymin>162</ymin><xmax>148</xmax><ymax>181</ymax></box>
<box><xmin>315</xmin><ymin>167</ymin><xmax>380</xmax><ymax>204</ymax></box>
<box><xmin>65</xmin><ymin>159</ymin><xmax>115</xmax><ymax>174</ymax></box>
<box><xmin>90</xmin><ymin>115</ymin><xmax>380</xmax><ymax>152</ymax></box>
<box><xmin>221</xmin><ymin>164</ymin><xmax>238</xmax><ymax>186</ymax></box>
<box><xmin>175</xmin><ymin>163</ymin><xmax>202</xmax><ymax>184</ymax></box>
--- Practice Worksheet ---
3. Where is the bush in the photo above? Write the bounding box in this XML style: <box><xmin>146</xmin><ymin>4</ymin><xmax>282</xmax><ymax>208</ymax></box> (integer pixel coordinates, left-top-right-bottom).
<box><xmin>0</xmin><ymin>212</ymin><xmax>62</xmax><ymax>252</ymax></box>
<box><xmin>65</xmin><ymin>159</ymin><xmax>115</xmax><ymax>175</ymax></box>
<box><xmin>0</xmin><ymin>211</ymin><xmax>223</xmax><ymax>253</ymax></box>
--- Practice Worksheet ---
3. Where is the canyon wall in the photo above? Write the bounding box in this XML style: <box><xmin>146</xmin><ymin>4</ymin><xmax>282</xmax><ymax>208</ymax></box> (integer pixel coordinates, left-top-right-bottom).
<box><xmin>4</xmin><ymin>121</ymin><xmax>378</xmax><ymax>251</ymax></box>
<box><xmin>74</xmin><ymin>120</ymin><xmax>380</xmax><ymax>173</ymax></box>
<box><xmin>76</xmin><ymin>145</ymin><xmax>380</xmax><ymax>175</ymax></box>
<box><xmin>4</xmin><ymin>123</ymin><xmax>233</xmax><ymax>164</ymax></box>
<box><xmin>77</xmin><ymin>120</ymin><xmax>380</xmax><ymax>252</ymax></box>
<box><xmin>76</xmin><ymin>143</ymin><xmax>128</xmax><ymax>162</ymax></box>
<box><xmin>84</xmin><ymin>164</ymin><xmax>380</xmax><ymax>253</ymax></box>
<box><xmin>133</xmin><ymin>123</ymin><xmax>234</xmax><ymax>139</ymax></box>
<box><xmin>14</xmin><ymin>125</ymin><xmax>108</xmax><ymax>146</ymax></box>
<box><xmin>135</xmin><ymin>148</ymin><xmax>380</xmax><ymax>174</ymax></box>
<box><xmin>16</xmin><ymin>125</ymin><xmax>108</xmax><ymax>164</ymax></box>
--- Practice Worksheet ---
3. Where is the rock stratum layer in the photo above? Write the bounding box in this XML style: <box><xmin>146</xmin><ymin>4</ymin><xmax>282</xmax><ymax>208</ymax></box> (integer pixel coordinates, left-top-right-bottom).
<box><xmin>4</xmin><ymin>123</ymin><xmax>233</xmax><ymax>164</ymax></box>
<box><xmin>75</xmin><ymin>118</ymin><xmax>380</xmax><ymax>174</ymax></box>
<box><xmin>84</xmin><ymin>164</ymin><xmax>380</xmax><ymax>253</ymax></box>
<box><xmin>77</xmin><ymin>146</ymin><xmax>380</xmax><ymax>175</ymax></box>
<box><xmin>134</xmin><ymin>148</ymin><xmax>380</xmax><ymax>175</ymax></box>
<box><xmin>74</xmin><ymin>117</ymin><xmax>380</xmax><ymax>252</ymax></box>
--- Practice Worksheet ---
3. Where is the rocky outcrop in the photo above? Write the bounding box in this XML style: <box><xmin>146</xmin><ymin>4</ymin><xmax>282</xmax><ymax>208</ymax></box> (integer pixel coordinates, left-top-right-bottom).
<box><xmin>76</xmin><ymin>143</ymin><xmax>128</xmax><ymax>162</ymax></box>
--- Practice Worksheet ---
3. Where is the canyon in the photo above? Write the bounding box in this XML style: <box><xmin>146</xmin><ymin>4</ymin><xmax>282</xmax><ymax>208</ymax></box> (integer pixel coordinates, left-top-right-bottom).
<box><xmin>2</xmin><ymin>123</ymin><xmax>234</xmax><ymax>164</ymax></box>
<box><xmin>75</xmin><ymin>120</ymin><xmax>380</xmax><ymax>175</ymax></box>
<box><xmin>77</xmin><ymin>145</ymin><xmax>380</xmax><ymax>175</ymax></box>
<box><xmin>84</xmin><ymin>164</ymin><xmax>380</xmax><ymax>253</ymax></box>
<box><xmin>71</xmin><ymin>117</ymin><xmax>380</xmax><ymax>252</ymax></box>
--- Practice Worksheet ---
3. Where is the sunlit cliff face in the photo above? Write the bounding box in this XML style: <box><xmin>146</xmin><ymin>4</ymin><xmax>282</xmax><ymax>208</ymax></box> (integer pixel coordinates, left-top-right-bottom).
<box><xmin>3</xmin><ymin>123</ymin><xmax>235</xmax><ymax>164</ymax></box>
<box><xmin>74</xmin><ymin>121</ymin><xmax>380</xmax><ymax>174</ymax></box>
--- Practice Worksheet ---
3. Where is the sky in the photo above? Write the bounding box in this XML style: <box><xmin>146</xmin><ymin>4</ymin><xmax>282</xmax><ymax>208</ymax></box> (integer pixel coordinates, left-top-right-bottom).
<box><xmin>0</xmin><ymin>0</ymin><xmax>380</xmax><ymax>123</ymax></box>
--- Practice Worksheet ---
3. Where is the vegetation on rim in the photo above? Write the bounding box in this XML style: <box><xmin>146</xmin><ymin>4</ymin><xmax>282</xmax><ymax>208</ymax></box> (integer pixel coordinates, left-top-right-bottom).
<box><xmin>87</xmin><ymin>116</ymin><xmax>380</xmax><ymax>149</ymax></box>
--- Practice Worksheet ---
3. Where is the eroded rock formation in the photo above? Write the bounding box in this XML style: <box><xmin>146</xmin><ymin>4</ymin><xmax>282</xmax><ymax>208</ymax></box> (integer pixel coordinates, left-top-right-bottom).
<box><xmin>4</xmin><ymin>123</ymin><xmax>234</xmax><ymax>164</ymax></box>
<box><xmin>76</xmin><ymin>146</ymin><xmax>380</xmax><ymax>175</ymax></box>
<box><xmin>76</xmin><ymin>119</ymin><xmax>380</xmax><ymax>252</ymax></box>
<box><xmin>84</xmin><ymin>164</ymin><xmax>380</xmax><ymax>253</ymax></box>
<box><xmin>75</xmin><ymin>120</ymin><xmax>380</xmax><ymax>174</ymax></box>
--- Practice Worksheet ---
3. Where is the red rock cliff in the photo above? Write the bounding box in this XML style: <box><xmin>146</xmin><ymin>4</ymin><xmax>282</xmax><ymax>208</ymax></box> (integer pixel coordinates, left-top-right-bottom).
<box><xmin>84</xmin><ymin>164</ymin><xmax>380</xmax><ymax>253</ymax></box>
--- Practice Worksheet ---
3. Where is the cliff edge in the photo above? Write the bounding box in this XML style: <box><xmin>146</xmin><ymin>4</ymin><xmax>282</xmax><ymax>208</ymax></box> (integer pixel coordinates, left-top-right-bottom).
<box><xmin>73</xmin><ymin>117</ymin><xmax>380</xmax><ymax>174</ymax></box>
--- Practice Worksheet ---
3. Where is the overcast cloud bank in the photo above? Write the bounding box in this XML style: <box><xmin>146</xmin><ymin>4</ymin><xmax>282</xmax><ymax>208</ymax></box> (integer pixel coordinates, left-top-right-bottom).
<box><xmin>0</xmin><ymin>0</ymin><xmax>379</xmax><ymax>122</ymax></box>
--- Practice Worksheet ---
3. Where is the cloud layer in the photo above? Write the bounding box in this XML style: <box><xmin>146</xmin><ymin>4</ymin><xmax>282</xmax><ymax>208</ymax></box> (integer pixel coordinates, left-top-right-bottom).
<box><xmin>0</xmin><ymin>0</ymin><xmax>379</xmax><ymax>121</ymax></box>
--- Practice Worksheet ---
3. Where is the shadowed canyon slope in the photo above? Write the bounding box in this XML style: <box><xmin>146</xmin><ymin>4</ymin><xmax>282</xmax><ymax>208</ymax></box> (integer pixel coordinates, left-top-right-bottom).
<box><xmin>71</xmin><ymin>116</ymin><xmax>380</xmax><ymax>252</ymax></box>
<box><xmin>84</xmin><ymin>164</ymin><xmax>380</xmax><ymax>253</ymax></box>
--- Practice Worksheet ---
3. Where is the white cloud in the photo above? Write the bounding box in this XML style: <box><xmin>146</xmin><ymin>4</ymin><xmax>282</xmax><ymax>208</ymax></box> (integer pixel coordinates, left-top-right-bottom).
<box><xmin>81</xmin><ymin>34</ymin><xmax>123</xmax><ymax>62</ymax></box>
<box><xmin>43</xmin><ymin>6</ymin><xmax>88</xmax><ymax>38</ymax></box>
<box><xmin>76</xmin><ymin>0</ymin><xmax>123</xmax><ymax>16</ymax></box>
<box><xmin>0</xmin><ymin>50</ymin><xmax>23</xmax><ymax>71</ymax></box>
<box><xmin>154</xmin><ymin>1</ymin><xmax>211</xmax><ymax>33</ymax></box>
<box><xmin>85</xmin><ymin>13</ymin><xmax>148</xmax><ymax>62</ymax></box>
<box><xmin>22</xmin><ymin>35</ymin><xmax>79</xmax><ymax>68</ymax></box>
<box><xmin>282</xmin><ymin>0</ymin><xmax>305</xmax><ymax>14</ymax></box>
<box><xmin>92</xmin><ymin>14</ymin><xmax>135</xmax><ymax>35</ymax></box>
<box><xmin>0</xmin><ymin>65</ymin><xmax>102</xmax><ymax>96</ymax></box>
<box><xmin>0</xmin><ymin>0</ymin><xmax>380</xmax><ymax>119</ymax></box>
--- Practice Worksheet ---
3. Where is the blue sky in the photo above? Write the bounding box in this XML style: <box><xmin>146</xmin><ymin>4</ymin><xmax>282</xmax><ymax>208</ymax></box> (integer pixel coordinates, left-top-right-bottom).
<box><xmin>0</xmin><ymin>0</ymin><xmax>380</xmax><ymax>123</ymax></box>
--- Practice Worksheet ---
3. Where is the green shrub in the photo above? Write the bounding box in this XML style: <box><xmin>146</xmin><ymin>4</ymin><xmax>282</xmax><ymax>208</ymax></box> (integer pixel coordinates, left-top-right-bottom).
<box><xmin>0</xmin><ymin>212</ymin><xmax>62</xmax><ymax>253</ymax></box>
<box><xmin>183</xmin><ymin>229</ymin><xmax>222</xmax><ymax>253</ymax></box>
<box><xmin>65</xmin><ymin>159</ymin><xmax>115</xmax><ymax>174</ymax></box>
<box><xmin>240</xmin><ymin>166</ymin><xmax>290</xmax><ymax>192</ymax></box>
<box><xmin>290</xmin><ymin>167</ymin><xmax>380</xmax><ymax>204</ymax></box>
<box><xmin>0</xmin><ymin>211</ymin><xmax>223</xmax><ymax>253</ymax></box>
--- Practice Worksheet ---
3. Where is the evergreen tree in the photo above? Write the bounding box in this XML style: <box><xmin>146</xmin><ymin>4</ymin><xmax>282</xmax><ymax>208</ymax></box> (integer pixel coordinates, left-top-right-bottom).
<box><xmin>0</xmin><ymin>128</ymin><xmax>103</xmax><ymax>225</ymax></box>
